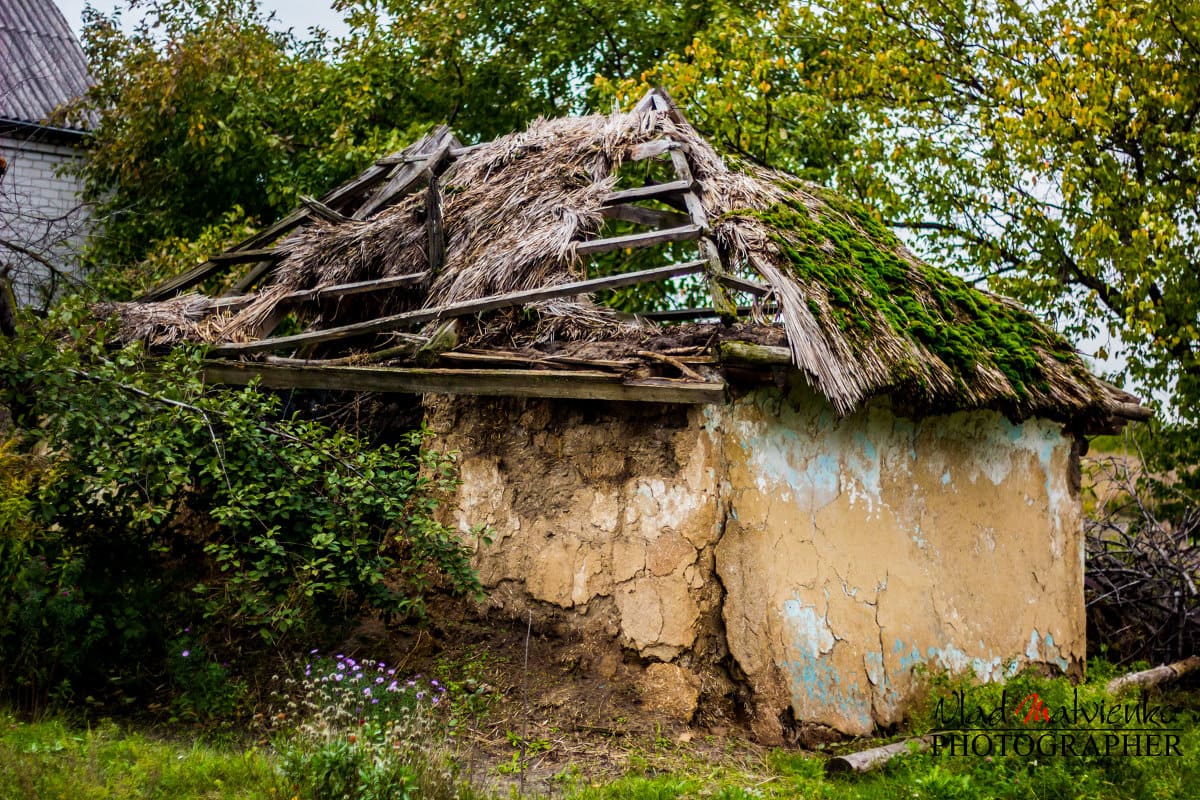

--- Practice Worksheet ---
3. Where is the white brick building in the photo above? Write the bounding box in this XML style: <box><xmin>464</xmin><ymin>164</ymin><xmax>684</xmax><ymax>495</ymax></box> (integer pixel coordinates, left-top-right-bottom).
<box><xmin>0</xmin><ymin>0</ymin><xmax>93</xmax><ymax>307</ymax></box>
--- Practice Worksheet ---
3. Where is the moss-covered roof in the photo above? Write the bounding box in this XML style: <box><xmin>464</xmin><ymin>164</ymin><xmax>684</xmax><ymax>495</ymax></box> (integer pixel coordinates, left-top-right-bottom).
<box><xmin>110</xmin><ymin>90</ymin><xmax>1143</xmax><ymax>431</ymax></box>
<box><xmin>716</xmin><ymin>181</ymin><xmax>1115</xmax><ymax>425</ymax></box>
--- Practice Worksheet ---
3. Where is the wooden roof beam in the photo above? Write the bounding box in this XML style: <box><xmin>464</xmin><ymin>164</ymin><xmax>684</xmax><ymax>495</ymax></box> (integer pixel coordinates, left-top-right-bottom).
<box><xmin>203</xmin><ymin>361</ymin><xmax>726</xmax><ymax>404</ymax></box>
<box><xmin>211</xmin><ymin>259</ymin><xmax>709</xmax><ymax>356</ymax></box>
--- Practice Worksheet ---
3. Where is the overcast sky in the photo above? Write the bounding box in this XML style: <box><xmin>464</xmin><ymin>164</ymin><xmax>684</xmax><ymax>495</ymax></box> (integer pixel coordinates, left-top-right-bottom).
<box><xmin>55</xmin><ymin>0</ymin><xmax>350</xmax><ymax>40</ymax></box>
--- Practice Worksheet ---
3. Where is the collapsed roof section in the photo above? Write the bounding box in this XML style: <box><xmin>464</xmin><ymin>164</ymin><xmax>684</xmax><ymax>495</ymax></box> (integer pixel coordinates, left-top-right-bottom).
<box><xmin>109</xmin><ymin>90</ymin><xmax>1148</xmax><ymax>432</ymax></box>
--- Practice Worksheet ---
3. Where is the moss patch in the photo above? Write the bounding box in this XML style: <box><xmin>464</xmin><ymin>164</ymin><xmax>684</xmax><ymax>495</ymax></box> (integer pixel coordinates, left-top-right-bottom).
<box><xmin>736</xmin><ymin>188</ymin><xmax>1086</xmax><ymax>403</ymax></box>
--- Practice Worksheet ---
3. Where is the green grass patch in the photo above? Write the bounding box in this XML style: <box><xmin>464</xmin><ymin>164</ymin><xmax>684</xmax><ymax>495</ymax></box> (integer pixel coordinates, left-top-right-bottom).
<box><xmin>0</xmin><ymin>710</ymin><xmax>277</xmax><ymax>799</ymax></box>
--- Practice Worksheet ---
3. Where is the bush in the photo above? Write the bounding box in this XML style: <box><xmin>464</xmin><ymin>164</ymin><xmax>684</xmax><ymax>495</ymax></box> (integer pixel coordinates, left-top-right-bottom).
<box><xmin>0</xmin><ymin>302</ymin><xmax>484</xmax><ymax>711</ymax></box>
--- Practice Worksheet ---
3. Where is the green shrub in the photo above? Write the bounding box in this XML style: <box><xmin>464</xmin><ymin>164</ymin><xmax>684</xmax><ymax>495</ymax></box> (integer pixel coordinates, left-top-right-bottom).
<box><xmin>0</xmin><ymin>302</ymin><xmax>484</xmax><ymax>711</ymax></box>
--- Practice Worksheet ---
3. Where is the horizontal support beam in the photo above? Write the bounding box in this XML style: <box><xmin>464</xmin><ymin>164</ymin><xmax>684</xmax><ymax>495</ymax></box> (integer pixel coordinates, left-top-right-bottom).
<box><xmin>211</xmin><ymin>260</ymin><xmax>708</xmax><ymax>356</ymax></box>
<box><xmin>209</xmin><ymin>249</ymin><xmax>287</xmax><ymax>265</ymax></box>
<box><xmin>600</xmin><ymin>204</ymin><xmax>692</xmax><ymax>229</ymax></box>
<box><xmin>602</xmin><ymin>180</ymin><xmax>694</xmax><ymax>206</ymax></box>
<box><xmin>635</xmin><ymin>305</ymin><xmax>772</xmax><ymax>322</ymax></box>
<box><xmin>203</xmin><ymin>361</ymin><xmax>726</xmax><ymax>404</ymax></box>
<box><xmin>213</xmin><ymin>271</ymin><xmax>431</xmax><ymax>311</ymax></box>
<box><xmin>715</xmin><ymin>340</ymin><xmax>792</xmax><ymax>366</ymax></box>
<box><xmin>716</xmin><ymin>273</ymin><xmax>770</xmax><ymax>296</ymax></box>
<box><xmin>575</xmin><ymin>224</ymin><xmax>701</xmax><ymax>256</ymax></box>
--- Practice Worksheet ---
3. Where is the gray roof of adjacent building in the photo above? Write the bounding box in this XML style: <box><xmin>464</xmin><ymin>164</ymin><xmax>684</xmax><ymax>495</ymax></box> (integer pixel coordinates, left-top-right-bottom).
<box><xmin>0</xmin><ymin>0</ymin><xmax>92</xmax><ymax>132</ymax></box>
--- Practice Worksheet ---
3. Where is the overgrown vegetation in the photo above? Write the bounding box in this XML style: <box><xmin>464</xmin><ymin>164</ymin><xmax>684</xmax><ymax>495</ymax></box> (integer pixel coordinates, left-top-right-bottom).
<box><xmin>0</xmin><ymin>302</ymin><xmax>482</xmax><ymax>712</ymax></box>
<box><xmin>4</xmin><ymin>662</ymin><xmax>1198</xmax><ymax>799</ymax></box>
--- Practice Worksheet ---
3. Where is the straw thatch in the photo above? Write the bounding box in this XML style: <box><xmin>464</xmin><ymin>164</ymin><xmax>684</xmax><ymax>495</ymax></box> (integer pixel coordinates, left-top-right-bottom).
<box><xmin>106</xmin><ymin>91</ymin><xmax>1146</xmax><ymax>430</ymax></box>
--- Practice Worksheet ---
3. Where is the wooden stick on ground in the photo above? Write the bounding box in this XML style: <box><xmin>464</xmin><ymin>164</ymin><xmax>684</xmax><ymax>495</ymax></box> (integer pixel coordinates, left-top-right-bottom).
<box><xmin>826</xmin><ymin>736</ymin><xmax>932</xmax><ymax>774</ymax></box>
<box><xmin>1106</xmin><ymin>656</ymin><xmax>1200</xmax><ymax>694</ymax></box>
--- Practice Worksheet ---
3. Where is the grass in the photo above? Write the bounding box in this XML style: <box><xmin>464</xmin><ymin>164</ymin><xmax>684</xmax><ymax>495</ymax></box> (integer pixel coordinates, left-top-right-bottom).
<box><xmin>0</xmin><ymin>711</ymin><xmax>277</xmax><ymax>799</ymax></box>
<box><xmin>4</xmin><ymin>670</ymin><xmax>1199</xmax><ymax>800</ymax></box>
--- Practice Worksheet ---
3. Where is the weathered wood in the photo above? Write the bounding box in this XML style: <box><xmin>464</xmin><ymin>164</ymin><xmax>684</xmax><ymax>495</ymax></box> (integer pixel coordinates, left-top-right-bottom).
<box><xmin>637</xmin><ymin>349</ymin><xmax>705</xmax><ymax>381</ymax></box>
<box><xmin>438</xmin><ymin>351</ymin><xmax>567</xmax><ymax>370</ymax></box>
<box><xmin>629</xmin><ymin>139</ymin><xmax>678</xmax><ymax>161</ymax></box>
<box><xmin>227</xmin><ymin>259</ymin><xmax>279</xmax><ymax>295</ymax></box>
<box><xmin>262</xmin><ymin>336</ymin><xmax>428</xmax><ymax>367</ymax></box>
<box><xmin>716</xmin><ymin>340</ymin><xmax>793</xmax><ymax>366</ymax></box>
<box><xmin>142</xmin><ymin>149</ymin><xmax>409</xmax><ymax>301</ymax></box>
<box><xmin>212</xmin><ymin>272</ymin><xmax>431</xmax><ymax>311</ymax></box>
<box><xmin>425</xmin><ymin>174</ymin><xmax>445</xmax><ymax>275</ymax></box>
<box><xmin>414</xmin><ymin>320</ymin><xmax>459</xmax><ymax>366</ymax></box>
<box><xmin>209</xmin><ymin>248</ymin><xmax>286</xmax><ymax>265</ymax></box>
<box><xmin>575</xmin><ymin>224</ymin><xmax>701</xmax><ymax>256</ymax></box>
<box><xmin>203</xmin><ymin>361</ymin><xmax>726</xmax><ymax>403</ymax></box>
<box><xmin>1112</xmin><ymin>401</ymin><xmax>1154</xmax><ymax>421</ymax></box>
<box><xmin>636</xmin><ymin>305</ymin><xmax>761</xmax><ymax>322</ymax></box>
<box><xmin>1106</xmin><ymin>656</ymin><xmax>1200</xmax><ymax>694</ymax></box>
<box><xmin>602</xmin><ymin>180</ymin><xmax>694</xmax><ymax>206</ymax></box>
<box><xmin>300</xmin><ymin>195</ymin><xmax>353</xmax><ymax>224</ymax></box>
<box><xmin>826</xmin><ymin>737</ymin><xmax>932</xmax><ymax>774</ymax></box>
<box><xmin>717</xmin><ymin>273</ymin><xmax>770</xmax><ymax>296</ymax></box>
<box><xmin>600</xmin><ymin>204</ymin><xmax>691</xmax><ymax>229</ymax></box>
<box><xmin>354</xmin><ymin>128</ymin><xmax>458</xmax><ymax>220</ymax></box>
<box><xmin>648</xmin><ymin>98</ymin><xmax>739</xmax><ymax>325</ymax></box>
<box><xmin>211</xmin><ymin>260</ymin><xmax>708</xmax><ymax>356</ymax></box>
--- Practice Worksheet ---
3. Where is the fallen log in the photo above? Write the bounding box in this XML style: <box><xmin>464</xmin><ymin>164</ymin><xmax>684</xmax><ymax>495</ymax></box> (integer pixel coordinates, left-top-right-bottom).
<box><xmin>826</xmin><ymin>736</ymin><xmax>932</xmax><ymax>774</ymax></box>
<box><xmin>1106</xmin><ymin>656</ymin><xmax>1200</xmax><ymax>695</ymax></box>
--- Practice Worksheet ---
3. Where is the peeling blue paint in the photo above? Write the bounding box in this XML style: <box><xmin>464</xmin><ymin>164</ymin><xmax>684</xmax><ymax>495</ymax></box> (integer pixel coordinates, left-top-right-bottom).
<box><xmin>780</xmin><ymin>597</ymin><xmax>874</xmax><ymax>732</ymax></box>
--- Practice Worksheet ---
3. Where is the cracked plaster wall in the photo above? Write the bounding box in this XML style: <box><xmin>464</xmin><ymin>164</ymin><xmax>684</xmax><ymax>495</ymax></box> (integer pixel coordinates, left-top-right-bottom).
<box><xmin>428</xmin><ymin>381</ymin><xmax>1085</xmax><ymax>738</ymax></box>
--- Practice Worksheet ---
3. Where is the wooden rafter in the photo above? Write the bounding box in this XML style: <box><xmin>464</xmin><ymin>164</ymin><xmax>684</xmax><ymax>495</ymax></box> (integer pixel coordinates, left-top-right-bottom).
<box><xmin>203</xmin><ymin>361</ymin><xmax>726</xmax><ymax>404</ymax></box>
<box><xmin>211</xmin><ymin>260</ymin><xmax>709</xmax><ymax>356</ymax></box>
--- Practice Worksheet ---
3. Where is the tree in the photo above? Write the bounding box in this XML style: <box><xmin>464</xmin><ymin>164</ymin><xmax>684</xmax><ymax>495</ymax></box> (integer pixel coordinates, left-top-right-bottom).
<box><xmin>76</xmin><ymin>0</ymin><xmax>771</xmax><ymax>290</ymax></box>
<box><xmin>594</xmin><ymin>5</ymin><xmax>857</xmax><ymax>179</ymax></box>
<box><xmin>76</xmin><ymin>0</ymin><xmax>414</xmax><ymax>281</ymax></box>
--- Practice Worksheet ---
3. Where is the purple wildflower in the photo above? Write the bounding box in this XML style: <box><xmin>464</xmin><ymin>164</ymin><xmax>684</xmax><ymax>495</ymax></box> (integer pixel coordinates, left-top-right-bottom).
<box><xmin>181</xmin><ymin>650</ymin><xmax>190</xmax><ymax>657</ymax></box>
<box><xmin>416</xmin><ymin>691</ymin><xmax>426</xmax><ymax>700</ymax></box>
<box><xmin>387</xmin><ymin>681</ymin><xmax>399</xmax><ymax>692</ymax></box>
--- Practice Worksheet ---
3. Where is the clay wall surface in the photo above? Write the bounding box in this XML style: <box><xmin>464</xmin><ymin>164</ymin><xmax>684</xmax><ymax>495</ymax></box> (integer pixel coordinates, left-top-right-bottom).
<box><xmin>426</xmin><ymin>382</ymin><xmax>1084</xmax><ymax>738</ymax></box>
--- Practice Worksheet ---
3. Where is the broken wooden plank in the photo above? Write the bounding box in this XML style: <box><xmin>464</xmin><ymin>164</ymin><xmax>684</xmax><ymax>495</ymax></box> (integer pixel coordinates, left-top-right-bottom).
<box><xmin>354</xmin><ymin>128</ymin><xmax>458</xmax><ymax>220</ymax></box>
<box><xmin>142</xmin><ymin>152</ymin><xmax>413</xmax><ymax>301</ymax></box>
<box><xmin>602</xmin><ymin>180</ymin><xmax>694</xmax><ymax>206</ymax></box>
<box><xmin>715</xmin><ymin>340</ymin><xmax>792</xmax><ymax>366</ymax></box>
<box><xmin>425</xmin><ymin>174</ymin><xmax>445</xmax><ymax>275</ymax></box>
<box><xmin>600</xmin><ymin>204</ymin><xmax>692</xmax><ymax>229</ymax></box>
<box><xmin>211</xmin><ymin>260</ymin><xmax>708</xmax><ymax>356</ymax></box>
<box><xmin>227</xmin><ymin>259</ymin><xmax>279</xmax><ymax>295</ymax></box>
<box><xmin>575</xmin><ymin>224</ymin><xmax>701</xmax><ymax>256</ymax></box>
<box><xmin>202</xmin><ymin>361</ymin><xmax>726</xmax><ymax>404</ymax></box>
<box><xmin>636</xmin><ymin>306</ymin><xmax>743</xmax><ymax>322</ymax></box>
<box><xmin>717</xmin><ymin>273</ymin><xmax>770</xmax><ymax>296</ymax></box>
<box><xmin>209</xmin><ymin>249</ymin><xmax>286</xmax><ymax>265</ymax></box>
<box><xmin>826</xmin><ymin>737</ymin><xmax>932</xmax><ymax>774</ymax></box>
<box><xmin>300</xmin><ymin>195</ymin><xmax>353</xmax><ymax>224</ymax></box>
<box><xmin>1106</xmin><ymin>656</ymin><xmax>1200</xmax><ymax>694</ymax></box>
<box><xmin>212</xmin><ymin>271</ymin><xmax>431</xmax><ymax>311</ymax></box>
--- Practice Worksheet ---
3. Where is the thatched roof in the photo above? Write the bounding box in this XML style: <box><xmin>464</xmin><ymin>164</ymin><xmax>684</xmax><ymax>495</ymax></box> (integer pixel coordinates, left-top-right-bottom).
<box><xmin>107</xmin><ymin>90</ymin><xmax>1148</xmax><ymax>433</ymax></box>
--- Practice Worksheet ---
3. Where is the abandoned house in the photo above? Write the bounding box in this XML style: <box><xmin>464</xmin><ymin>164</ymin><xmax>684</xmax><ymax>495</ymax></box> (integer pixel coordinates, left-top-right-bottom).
<box><xmin>0</xmin><ymin>0</ymin><xmax>93</xmax><ymax>306</ymax></box>
<box><xmin>108</xmin><ymin>90</ymin><xmax>1149</xmax><ymax>740</ymax></box>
